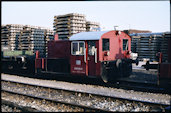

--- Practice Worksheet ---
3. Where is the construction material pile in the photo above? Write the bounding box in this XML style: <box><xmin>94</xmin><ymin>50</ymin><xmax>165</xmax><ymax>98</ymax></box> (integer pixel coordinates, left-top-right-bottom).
<box><xmin>160</xmin><ymin>33</ymin><xmax>170</xmax><ymax>62</ymax></box>
<box><xmin>44</xmin><ymin>29</ymin><xmax>54</xmax><ymax>57</ymax></box>
<box><xmin>53</xmin><ymin>13</ymin><xmax>86</xmax><ymax>39</ymax></box>
<box><xmin>53</xmin><ymin>13</ymin><xmax>100</xmax><ymax>39</ymax></box>
<box><xmin>86</xmin><ymin>21</ymin><xmax>100</xmax><ymax>32</ymax></box>
<box><xmin>131</xmin><ymin>33</ymin><xmax>170</xmax><ymax>62</ymax></box>
<box><xmin>18</xmin><ymin>25</ymin><xmax>46</xmax><ymax>56</ymax></box>
<box><xmin>1</xmin><ymin>24</ymin><xmax>54</xmax><ymax>57</ymax></box>
<box><xmin>1</xmin><ymin>24</ymin><xmax>24</xmax><ymax>51</ymax></box>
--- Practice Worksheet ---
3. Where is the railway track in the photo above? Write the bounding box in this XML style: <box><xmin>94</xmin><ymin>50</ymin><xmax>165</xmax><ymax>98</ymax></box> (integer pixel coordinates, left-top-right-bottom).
<box><xmin>40</xmin><ymin>73</ymin><xmax>171</xmax><ymax>94</ymax></box>
<box><xmin>1</xmin><ymin>80</ymin><xmax>117</xmax><ymax>112</ymax></box>
<box><xmin>112</xmin><ymin>68</ymin><xmax>168</xmax><ymax>93</ymax></box>
<box><xmin>109</xmin><ymin>79</ymin><xmax>170</xmax><ymax>94</ymax></box>
<box><xmin>3</xmin><ymin>69</ymin><xmax>168</xmax><ymax>95</ymax></box>
<box><xmin>2</xmin><ymin>89</ymin><xmax>107</xmax><ymax>112</ymax></box>
<box><xmin>1</xmin><ymin>99</ymin><xmax>41</xmax><ymax>112</ymax></box>
<box><xmin>1</xmin><ymin>79</ymin><xmax>170</xmax><ymax>112</ymax></box>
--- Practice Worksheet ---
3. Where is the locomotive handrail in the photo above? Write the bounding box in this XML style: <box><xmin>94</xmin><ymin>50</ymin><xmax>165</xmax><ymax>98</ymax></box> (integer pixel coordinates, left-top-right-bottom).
<box><xmin>95</xmin><ymin>48</ymin><xmax>97</xmax><ymax>63</ymax></box>
<box><xmin>84</xmin><ymin>48</ymin><xmax>86</xmax><ymax>63</ymax></box>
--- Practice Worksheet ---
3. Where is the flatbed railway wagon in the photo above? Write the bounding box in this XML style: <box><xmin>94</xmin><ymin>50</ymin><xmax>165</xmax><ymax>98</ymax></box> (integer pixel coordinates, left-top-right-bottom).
<box><xmin>35</xmin><ymin>30</ymin><xmax>132</xmax><ymax>82</ymax></box>
<box><xmin>1</xmin><ymin>50</ymin><xmax>35</xmax><ymax>73</ymax></box>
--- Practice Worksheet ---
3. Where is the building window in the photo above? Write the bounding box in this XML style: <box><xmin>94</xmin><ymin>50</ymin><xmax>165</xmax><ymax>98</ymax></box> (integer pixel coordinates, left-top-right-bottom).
<box><xmin>71</xmin><ymin>41</ymin><xmax>85</xmax><ymax>55</ymax></box>
<box><xmin>123</xmin><ymin>39</ymin><xmax>128</xmax><ymax>51</ymax></box>
<box><xmin>102</xmin><ymin>39</ymin><xmax>109</xmax><ymax>51</ymax></box>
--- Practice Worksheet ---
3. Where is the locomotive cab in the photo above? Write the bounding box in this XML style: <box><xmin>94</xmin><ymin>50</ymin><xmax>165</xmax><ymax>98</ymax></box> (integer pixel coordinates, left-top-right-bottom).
<box><xmin>70</xmin><ymin>30</ymin><xmax>132</xmax><ymax>82</ymax></box>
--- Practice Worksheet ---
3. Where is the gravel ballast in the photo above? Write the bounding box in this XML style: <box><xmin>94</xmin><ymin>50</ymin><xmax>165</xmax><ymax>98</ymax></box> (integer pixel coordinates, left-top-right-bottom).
<box><xmin>2</xmin><ymin>91</ymin><xmax>84</xmax><ymax>112</ymax></box>
<box><xmin>1</xmin><ymin>104</ymin><xmax>22</xmax><ymax>112</ymax></box>
<box><xmin>1</xmin><ymin>87</ymin><xmax>165</xmax><ymax>112</ymax></box>
<box><xmin>1</xmin><ymin>73</ymin><xmax>170</xmax><ymax>106</ymax></box>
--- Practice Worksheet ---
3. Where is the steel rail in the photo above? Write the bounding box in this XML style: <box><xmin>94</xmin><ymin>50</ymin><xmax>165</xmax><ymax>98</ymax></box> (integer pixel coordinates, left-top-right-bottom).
<box><xmin>1</xmin><ymin>70</ymin><xmax>165</xmax><ymax>92</ymax></box>
<box><xmin>107</xmin><ymin>80</ymin><xmax>169</xmax><ymax>94</ymax></box>
<box><xmin>1</xmin><ymin>89</ymin><xmax>112</xmax><ymax>112</ymax></box>
<box><xmin>1</xmin><ymin>99</ymin><xmax>41</xmax><ymax>112</ymax></box>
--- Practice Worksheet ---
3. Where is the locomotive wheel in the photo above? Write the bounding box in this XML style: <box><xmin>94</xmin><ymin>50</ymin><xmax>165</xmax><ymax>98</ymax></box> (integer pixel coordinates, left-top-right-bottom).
<box><xmin>116</xmin><ymin>59</ymin><xmax>122</xmax><ymax>68</ymax></box>
<box><xmin>101</xmin><ymin>62</ymin><xmax>110</xmax><ymax>83</ymax></box>
<box><xmin>101</xmin><ymin>62</ymin><xmax>118</xmax><ymax>83</ymax></box>
<box><xmin>122</xmin><ymin>60</ymin><xmax>130</xmax><ymax>77</ymax></box>
<box><xmin>101</xmin><ymin>75</ymin><xmax>109</xmax><ymax>83</ymax></box>
<box><xmin>101</xmin><ymin>67</ymin><xmax>109</xmax><ymax>83</ymax></box>
<box><xmin>8</xmin><ymin>65</ymin><xmax>13</xmax><ymax>70</ymax></box>
<box><xmin>116</xmin><ymin>59</ymin><xmax>123</xmax><ymax>77</ymax></box>
<box><xmin>128</xmin><ymin>62</ymin><xmax>132</xmax><ymax>76</ymax></box>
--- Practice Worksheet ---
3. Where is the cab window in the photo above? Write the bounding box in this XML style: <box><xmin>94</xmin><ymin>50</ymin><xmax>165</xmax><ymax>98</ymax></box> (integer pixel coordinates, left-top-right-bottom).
<box><xmin>102</xmin><ymin>39</ymin><xmax>109</xmax><ymax>51</ymax></box>
<box><xmin>88</xmin><ymin>41</ymin><xmax>96</xmax><ymax>55</ymax></box>
<box><xmin>71</xmin><ymin>41</ymin><xmax>85</xmax><ymax>55</ymax></box>
<box><xmin>123</xmin><ymin>39</ymin><xmax>128</xmax><ymax>51</ymax></box>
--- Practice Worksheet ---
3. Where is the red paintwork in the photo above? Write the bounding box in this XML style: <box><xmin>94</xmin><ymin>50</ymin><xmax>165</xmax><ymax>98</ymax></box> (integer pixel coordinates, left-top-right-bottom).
<box><xmin>35</xmin><ymin>40</ymin><xmax>70</xmax><ymax>70</ymax></box>
<box><xmin>36</xmin><ymin>51</ymin><xmax>39</xmax><ymax>59</ymax></box>
<box><xmin>70</xmin><ymin>56</ymin><xmax>86</xmax><ymax>75</ymax></box>
<box><xmin>160</xmin><ymin>63</ymin><xmax>171</xmax><ymax>78</ymax></box>
<box><xmin>159</xmin><ymin>52</ymin><xmax>163</xmax><ymax>63</ymax></box>
<box><xmin>54</xmin><ymin>33</ymin><xmax>59</xmax><ymax>41</ymax></box>
<box><xmin>99</xmin><ymin>31</ymin><xmax>131</xmax><ymax>61</ymax></box>
<box><xmin>123</xmin><ymin>50</ymin><xmax>130</xmax><ymax>59</ymax></box>
<box><xmin>85</xmin><ymin>41</ymin><xmax>88</xmax><ymax>76</ymax></box>
<box><xmin>48</xmin><ymin>40</ymin><xmax>70</xmax><ymax>59</ymax></box>
<box><xmin>159</xmin><ymin>33</ymin><xmax>171</xmax><ymax>79</ymax></box>
<box><xmin>87</xmin><ymin>41</ymin><xmax>101</xmax><ymax>76</ymax></box>
<box><xmin>95</xmin><ymin>41</ymin><xmax>101</xmax><ymax>76</ymax></box>
<box><xmin>42</xmin><ymin>58</ymin><xmax>44</xmax><ymax>69</ymax></box>
<box><xmin>35</xmin><ymin>58</ymin><xmax>42</xmax><ymax>68</ymax></box>
<box><xmin>88</xmin><ymin>55</ymin><xmax>96</xmax><ymax>75</ymax></box>
<box><xmin>35</xmin><ymin>51</ymin><xmax>41</xmax><ymax>69</ymax></box>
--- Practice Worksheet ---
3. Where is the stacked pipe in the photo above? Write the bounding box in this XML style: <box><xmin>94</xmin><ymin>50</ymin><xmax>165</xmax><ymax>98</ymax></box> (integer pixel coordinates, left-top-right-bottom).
<box><xmin>1</xmin><ymin>24</ymin><xmax>24</xmax><ymax>51</ymax></box>
<box><xmin>86</xmin><ymin>21</ymin><xmax>100</xmax><ymax>31</ymax></box>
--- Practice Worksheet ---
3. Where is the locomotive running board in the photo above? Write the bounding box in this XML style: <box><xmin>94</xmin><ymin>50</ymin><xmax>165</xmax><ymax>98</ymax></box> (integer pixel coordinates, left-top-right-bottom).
<box><xmin>117</xmin><ymin>78</ymin><xmax>158</xmax><ymax>86</ymax></box>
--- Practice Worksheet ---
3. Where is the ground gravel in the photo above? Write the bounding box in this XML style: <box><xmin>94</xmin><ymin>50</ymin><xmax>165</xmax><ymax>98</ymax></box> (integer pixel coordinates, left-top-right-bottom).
<box><xmin>1</xmin><ymin>104</ymin><xmax>22</xmax><ymax>112</ymax></box>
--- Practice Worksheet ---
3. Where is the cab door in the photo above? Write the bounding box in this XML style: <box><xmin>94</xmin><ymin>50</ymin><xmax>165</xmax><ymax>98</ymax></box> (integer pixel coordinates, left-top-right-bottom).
<box><xmin>87</xmin><ymin>41</ymin><xmax>97</xmax><ymax>76</ymax></box>
<box><xmin>70</xmin><ymin>41</ymin><xmax>86</xmax><ymax>75</ymax></box>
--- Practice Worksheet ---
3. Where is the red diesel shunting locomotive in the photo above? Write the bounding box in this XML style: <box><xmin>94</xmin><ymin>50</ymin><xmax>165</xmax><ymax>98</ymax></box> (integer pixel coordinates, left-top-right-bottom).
<box><xmin>35</xmin><ymin>30</ymin><xmax>132</xmax><ymax>82</ymax></box>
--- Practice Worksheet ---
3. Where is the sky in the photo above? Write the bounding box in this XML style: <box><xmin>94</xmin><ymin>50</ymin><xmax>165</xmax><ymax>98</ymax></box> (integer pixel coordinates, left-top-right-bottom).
<box><xmin>1</xmin><ymin>1</ymin><xmax>170</xmax><ymax>32</ymax></box>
